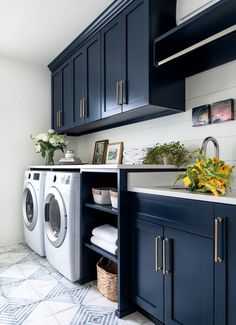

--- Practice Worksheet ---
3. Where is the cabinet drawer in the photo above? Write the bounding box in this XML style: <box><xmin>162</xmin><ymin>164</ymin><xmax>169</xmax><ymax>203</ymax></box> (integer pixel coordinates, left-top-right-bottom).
<box><xmin>131</xmin><ymin>192</ymin><xmax>214</xmax><ymax>238</ymax></box>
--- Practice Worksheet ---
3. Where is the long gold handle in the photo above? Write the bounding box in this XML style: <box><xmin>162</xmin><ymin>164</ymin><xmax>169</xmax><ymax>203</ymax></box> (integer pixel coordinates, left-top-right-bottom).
<box><xmin>59</xmin><ymin>110</ymin><xmax>62</xmax><ymax>127</ymax></box>
<box><xmin>122</xmin><ymin>80</ymin><xmax>127</xmax><ymax>104</ymax></box>
<box><xmin>155</xmin><ymin>236</ymin><xmax>162</xmax><ymax>272</ymax></box>
<box><xmin>56</xmin><ymin>111</ymin><xmax>59</xmax><ymax>127</ymax></box>
<box><xmin>83</xmin><ymin>98</ymin><xmax>87</xmax><ymax>118</ymax></box>
<box><xmin>215</xmin><ymin>217</ymin><xmax>223</xmax><ymax>263</ymax></box>
<box><xmin>80</xmin><ymin>99</ymin><xmax>83</xmax><ymax>118</ymax></box>
<box><xmin>162</xmin><ymin>238</ymin><xmax>168</xmax><ymax>275</ymax></box>
<box><xmin>119</xmin><ymin>80</ymin><xmax>123</xmax><ymax>105</ymax></box>
<box><xmin>116</xmin><ymin>81</ymin><xmax>119</xmax><ymax>105</ymax></box>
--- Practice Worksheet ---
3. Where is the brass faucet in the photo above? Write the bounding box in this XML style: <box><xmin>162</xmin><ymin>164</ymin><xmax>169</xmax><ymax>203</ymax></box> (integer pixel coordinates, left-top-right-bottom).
<box><xmin>201</xmin><ymin>136</ymin><xmax>219</xmax><ymax>158</ymax></box>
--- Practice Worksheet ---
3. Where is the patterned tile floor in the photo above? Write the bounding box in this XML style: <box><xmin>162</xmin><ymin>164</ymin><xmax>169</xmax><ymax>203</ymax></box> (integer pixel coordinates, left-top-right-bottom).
<box><xmin>0</xmin><ymin>243</ymin><xmax>153</xmax><ymax>325</ymax></box>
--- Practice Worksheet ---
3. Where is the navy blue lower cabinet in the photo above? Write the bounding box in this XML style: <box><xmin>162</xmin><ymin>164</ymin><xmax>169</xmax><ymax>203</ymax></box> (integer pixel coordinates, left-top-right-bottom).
<box><xmin>133</xmin><ymin>219</ymin><xmax>164</xmax><ymax>322</ymax></box>
<box><xmin>130</xmin><ymin>193</ymin><xmax>229</xmax><ymax>325</ymax></box>
<box><xmin>215</xmin><ymin>204</ymin><xmax>235</xmax><ymax>325</ymax></box>
<box><xmin>164</xmin><ymin>227</ymin><xmax>213</xmax><ymax>325</ymax></box>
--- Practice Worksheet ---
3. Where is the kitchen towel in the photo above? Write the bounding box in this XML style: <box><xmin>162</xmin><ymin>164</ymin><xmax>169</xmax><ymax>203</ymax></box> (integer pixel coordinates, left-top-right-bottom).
<box><xmin>92</xmin><ymin>224</ymin><xmax>118</xmax><ymax>245</ymax></box>
<box><xmin>91</xmin><ymin>235</ymin><xmax>118</xmax><ymax>255</ymax></box>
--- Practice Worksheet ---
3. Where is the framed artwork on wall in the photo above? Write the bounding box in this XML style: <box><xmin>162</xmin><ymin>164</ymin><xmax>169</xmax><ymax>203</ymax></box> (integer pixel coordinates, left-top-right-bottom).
<box><xmin>192</xmin><ymin>104</ymin><xmax>211</xmax><ymax>127</ymax></box>
<box><xmin>211</xmin><ymin>99</ymin><xmax>234</xmax><ymax>124</ymax></box>
<box><xmin>92</xmin><ymin>140</ymin><xmax>108</xmax><ymax>164</ymax></box>
<box><xmin>105</xmin><ymin>142</ymin><xmax>123</xmax><ymax>164</ymax></box>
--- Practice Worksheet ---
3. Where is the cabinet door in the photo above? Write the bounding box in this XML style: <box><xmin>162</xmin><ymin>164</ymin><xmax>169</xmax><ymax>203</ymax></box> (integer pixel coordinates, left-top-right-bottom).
<box><xmin>101</xmin><ymin>16</ymin><xmax>122</xmax><ymax>118</ymax></box>
<box><xmin>61</xmin><ymin>59</ymin><xmax>73</xmax><ymax>130</ymax></box>
<box><xmin>51</xmin><ymin>69</ymin><xmax>61</xmax><ymax>131</ymax></box>
<box><xmin>164</xmin><ymin>227</ymin><xmax>213</xmax><ymax>325</ymax></box>
<box><xmin>215</xmin><ymin>204</ymin><xmax>233</xmax><ymax>325</ymax></box>
<box><xmin>133</xmin><ymin>219</ymin><xmax>164</xmax><ymax>322</ymax></box>
<box><xmin>72</xmin><ymin>48</ymin><xmax>85</xmax><ymax>126</ymax></box>
<box><xmin>84</xmin><ymin>34</ymin><xmax>101</xmax><ymax>123</ymax></box>
<box><xmin>122</xmin><ymin>0</ymin><xmax>149</xmax><ymax>112</ymax></box>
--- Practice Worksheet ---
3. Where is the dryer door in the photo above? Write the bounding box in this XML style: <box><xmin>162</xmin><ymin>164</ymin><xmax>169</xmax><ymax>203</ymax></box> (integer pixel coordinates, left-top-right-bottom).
<box><xmin>22</xmin><ymin>183</ymin><xmax>38</xmax><ymax>231</ymax></box>
<box><xmin>44</xmin><ymin>187</ymin><xmax>67</xmax><ymax>248</ymax></box>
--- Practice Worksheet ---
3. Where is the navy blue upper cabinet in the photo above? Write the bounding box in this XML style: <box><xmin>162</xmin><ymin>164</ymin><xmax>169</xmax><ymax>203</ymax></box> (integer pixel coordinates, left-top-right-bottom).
<box><xmin>49</xmin><ymin>0</ymin><xmax>184</xmax><ymax>135</ymax></box>
<box><xmin>52</xmin><ymin>59</ymin><xmax>72</xmax><ymax>131</ymax></box>
<box><xmin>72</xmin><ymin>33</ymin><xmax>101</xmax><ymax>126</ymax></box>
<box><xmin>101</xmin><ymin>17</ymin><xmax>122</xmax><ymax>118</ymax></box>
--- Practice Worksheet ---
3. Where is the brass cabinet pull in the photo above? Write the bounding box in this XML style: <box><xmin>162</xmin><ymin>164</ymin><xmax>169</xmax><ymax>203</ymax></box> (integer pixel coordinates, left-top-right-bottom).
<box><xmin>116</xmin><ymin>81</ymin><xmax>119</xmax><ymax>105</ymax></box>
<box><xmin>58</xmin><ymin>110</ymin><xmax>61</xmax><ymax>127</ymax></box>
<box><xmin>83</xmin><ymin>98</ymin><xmax>87</xmax><ymax>118</ymax></box>
<box><xmin>162</xmin><ymin>238</ymin><xmax>168</xmax><ymax>275</ymax></box>
<box><xmin>119</xmin><ymin>80</ymin><xmax>123</xmax><ymax>105</ymax></box>
<box><xmin>155</xmin><ymin>236</ymin><xmax>162</xmax><ymax>272</ymax></box>
<box><xmin>122</xmin><ymin>80</ymin><xmax>127</xmax><ymax>104</ymax></box>
<box><xmin>56</xmin><ymin>111</ymin><xmax>59</xmax><ymax>127</ymax></box>
<box><xmin>59</xmin><ymin>110</ymin><xmax>63</xmax><ymax>127</ymax></box>
<box><xmin>215</xmin><ymin>217</ymin><xmax>223</xmax><ymax>263</ymax></box>
<box><xmin>79</xmin><ymin>99</ymin><xmax>83</xmax><ymax>118</ymax></box>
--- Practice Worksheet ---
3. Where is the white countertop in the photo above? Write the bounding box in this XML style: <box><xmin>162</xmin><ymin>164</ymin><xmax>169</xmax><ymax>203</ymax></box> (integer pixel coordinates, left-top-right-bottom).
<box><xmin>129</xmin><ymin>185</ymin><xmax>236</xmax><ymax>205</ymax></box>
<box><xmin>29</xmin><ymin>164</ymin><xmax>185</xmax><ymax>170</ymax></box>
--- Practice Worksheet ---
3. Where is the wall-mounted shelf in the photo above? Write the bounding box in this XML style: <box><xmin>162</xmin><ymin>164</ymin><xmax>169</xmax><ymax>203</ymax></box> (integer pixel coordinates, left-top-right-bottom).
<box><xmin>154</xmin><ymin>0</ymin><xmax>236</xmax><ymax>77</ymax></box>
<box><xmin>84</xmin><ymin>202</ymin><xmax>118</xmax><ymax>215</ymax></box>
<box><xmin>84</xmin><ymin>242</ymin><xmax>118</xmax><ymax>263</ymax></box>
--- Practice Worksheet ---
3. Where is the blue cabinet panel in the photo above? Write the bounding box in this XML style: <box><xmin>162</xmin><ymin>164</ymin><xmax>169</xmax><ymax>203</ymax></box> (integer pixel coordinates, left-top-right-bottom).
<box><xmin>72</xmin><ymin>48</ymin><xmax>85</xmax><ymax>126</ymax></box>
<box><xmin>164</xmin><ymin>227</ymin><xmax>213</xmax><ymax>325</ymax></box>
<box><xmin>133</xmin><ymin>219</ymin><xmax>164</xmax><ymax>322</ymax></box>
<box><xmin>101</xmin><ymin>17</ymin><xmax>122</xmax><ymax>118</ymax></box>
<box><xmin>122</xmin><ymin>0</ymin><xmax>149</xmax><ymax>112</ymax></box>
<box><xmin>61</xmin><ymin>61</ymin><xmax>73</xmax><ymax>129</ymax></box>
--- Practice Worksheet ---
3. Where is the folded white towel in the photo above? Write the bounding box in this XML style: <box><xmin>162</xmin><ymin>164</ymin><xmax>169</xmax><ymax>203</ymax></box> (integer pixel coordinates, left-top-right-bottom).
<box><xmin>92</xmin><ymin>224</ymin><xmax>118</xmax><ymax>245</ymax></box>
<box><xmin>91</xmin><ymin>235</ymin><xmax>118</xmax><ymax>255</ymax></box>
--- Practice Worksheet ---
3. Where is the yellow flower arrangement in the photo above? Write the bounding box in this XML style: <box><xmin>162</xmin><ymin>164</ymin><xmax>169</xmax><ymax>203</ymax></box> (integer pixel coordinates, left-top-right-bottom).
<box><xmin>174</xmin><ymin>150</ymin><xmax>234</xmax><ymax>196</ymax></box>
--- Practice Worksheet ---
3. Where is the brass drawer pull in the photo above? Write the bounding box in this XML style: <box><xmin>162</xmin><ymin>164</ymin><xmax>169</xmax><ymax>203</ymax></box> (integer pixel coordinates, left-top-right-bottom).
<box><xmin>155</xmin><ymin>236</ymin><xmax>162</xmax><ymax>272</ymax></box>
<box><xmin>116</xmin><ymin>81</ymin><xmax>119</xmax><ymax>105</ymax></box>
<box><xmin>122</xmin><ymin>80</ymin><xmax>127</xmax><ymax>104</ymax></box>
<box><xmin>163</xmin><ymin>238</ymin><xmax>168</xmax><ymax>275</ymax></box>
<box><xmin>215</xmin><ymin>217</ymin><xmax>223</xmax><ymax>263</ymax></box>
<box><xmin>119</xmin><ymin>80</ymin><xmax>123</xmax><ymax>105</ymax></box>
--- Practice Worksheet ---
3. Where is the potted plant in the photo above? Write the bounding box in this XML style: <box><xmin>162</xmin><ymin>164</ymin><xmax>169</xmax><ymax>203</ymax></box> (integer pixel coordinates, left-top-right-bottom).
<box><xmin>143</xmin><ymin>141</ymin><xmax>188</xmax><ymax>167</ymax></box>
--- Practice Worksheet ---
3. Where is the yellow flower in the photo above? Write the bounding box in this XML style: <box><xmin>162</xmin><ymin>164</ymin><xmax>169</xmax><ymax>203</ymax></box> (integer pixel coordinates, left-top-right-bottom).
<box><xmin>196</xmin><ymin>160</ymin><xmax>203</xmax><ymax>172</ymax></box>
<box><xmin>219</xmin><ymin>165</ymin><xmax>232</xmax><ymax>176</ymax></box>
<box><xmin>212</xmin><ymin>157</ymin><xmax>219</xmax><ymax>163</ymax></box>
<box><xmin>183</xmin><ymin>176</ymin><xmax>191</xmax><ymax>187</ymax></box>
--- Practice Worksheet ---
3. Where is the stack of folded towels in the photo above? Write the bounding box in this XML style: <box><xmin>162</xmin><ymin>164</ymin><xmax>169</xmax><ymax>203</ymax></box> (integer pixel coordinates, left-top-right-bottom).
<box><xmin>91</xmin><ymin>224</ymin><xmax>118</xmax><ymax>255</ymax></box>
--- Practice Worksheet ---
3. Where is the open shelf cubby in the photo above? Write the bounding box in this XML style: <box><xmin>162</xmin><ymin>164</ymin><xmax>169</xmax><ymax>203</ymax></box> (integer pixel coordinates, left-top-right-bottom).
<box><xmin>84</xmin><ymin>242</ymin><xmax>118</xmax><ymax>263</ymax></box>
<box><xmin>84</xmin><ymin>202</ymin><xmax>118</xmax><ymax>215</ymax></box>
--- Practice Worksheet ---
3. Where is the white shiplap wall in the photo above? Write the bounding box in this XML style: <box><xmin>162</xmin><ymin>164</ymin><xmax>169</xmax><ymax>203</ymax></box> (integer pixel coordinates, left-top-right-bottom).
<box><xmin>69</xmin><ymin>60</ymin><xmax>236</xmax><ymax>167</ymax></box>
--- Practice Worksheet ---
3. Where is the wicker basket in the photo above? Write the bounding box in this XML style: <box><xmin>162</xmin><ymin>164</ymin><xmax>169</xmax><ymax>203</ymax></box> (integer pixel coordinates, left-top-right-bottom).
<box><xmin>96</xmin><ymin>257</ymin><xmax>118</xmax><ymax>302</ymax></box>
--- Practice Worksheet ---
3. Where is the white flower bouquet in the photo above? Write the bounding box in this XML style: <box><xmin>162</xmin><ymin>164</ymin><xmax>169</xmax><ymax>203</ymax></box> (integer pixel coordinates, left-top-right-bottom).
<box><xmin>31</xmin><ymin>129</ymin><xmax>67</xmax><ymax>165</ymax></box>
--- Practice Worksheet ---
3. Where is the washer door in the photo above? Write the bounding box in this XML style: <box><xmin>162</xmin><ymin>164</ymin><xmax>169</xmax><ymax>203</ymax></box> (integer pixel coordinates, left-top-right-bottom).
<box><xmin>22</xmin><ymin>183</ymin><xmax>38</xmax><ymax>231</ymax></box>
<box><xmin>44</xmin><ymin>187</ymin><xmax>67</xmax><ymax>248</ymax></box>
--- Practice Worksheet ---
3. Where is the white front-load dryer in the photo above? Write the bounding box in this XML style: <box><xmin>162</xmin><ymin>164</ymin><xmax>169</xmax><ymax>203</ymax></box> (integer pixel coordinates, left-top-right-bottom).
<box><xmin>22</xmin><ymin>170</ymin><xmax>46</xmax><ymax>256</ymax></box>
<box><xmin>43</xmin><ymin>172</ymin><xmax>80</xmax><ymax>282</ymax></box>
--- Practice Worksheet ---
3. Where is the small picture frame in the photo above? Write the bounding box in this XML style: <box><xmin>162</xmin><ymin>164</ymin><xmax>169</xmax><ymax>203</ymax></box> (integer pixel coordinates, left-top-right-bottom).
<box><xmin>211</xmin><ymin>99</ymin><xmax>234</xmax><ymax>124</ymax></box>
<box><xmin>105</xmin><ymin>142</ymin><xmax>123</xmax><ymax>164</ymax></box>
<box><xmin>192</xmin><ymin>104</ymin><xmax>211</xmax><ymax>127</ymax></box>
<box><xmin>92</xmin><ymin>140</ymin><xmax>108</xmax><ymax>164</ymax></box>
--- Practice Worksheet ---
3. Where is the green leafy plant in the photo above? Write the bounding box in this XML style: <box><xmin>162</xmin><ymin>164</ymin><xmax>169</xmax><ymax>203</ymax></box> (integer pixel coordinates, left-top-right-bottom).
<box><xmin>143</xmin><ymin>141</ymin><xmax>188</xmax><ymax>167</ymax></box>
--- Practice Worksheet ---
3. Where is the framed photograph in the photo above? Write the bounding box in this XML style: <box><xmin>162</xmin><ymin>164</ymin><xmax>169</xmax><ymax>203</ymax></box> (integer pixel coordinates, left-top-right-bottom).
<box><xmin>211</xmin><ymin>99</ymin><xmax>234</xmax><ymax>124</ymax></box>
<box><xmin>92</xmin><ymin>140</ymin><xmax>108</xmax><ymax>164</ymax></box>
<box><xmin>105</xmin><ymin>142</ymin><xmax>123</xmax><ymax>164</ymax></box>
<box><xmin>192</xmin><ymin>104</ymin><xmax>211</xmax><ymax>127</ymax></box>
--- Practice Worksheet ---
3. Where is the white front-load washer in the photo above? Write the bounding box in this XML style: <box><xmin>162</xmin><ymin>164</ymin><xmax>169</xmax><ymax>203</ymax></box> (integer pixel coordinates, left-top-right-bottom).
<box><xmin>43</xmin><ymin>172</ymin><xmax>80</xmax><ymax>282</ymax></box>
<box><xmin>22</xmin><ymin>170</ymin><xmax>46</xmax><ymax>256</ymax></box>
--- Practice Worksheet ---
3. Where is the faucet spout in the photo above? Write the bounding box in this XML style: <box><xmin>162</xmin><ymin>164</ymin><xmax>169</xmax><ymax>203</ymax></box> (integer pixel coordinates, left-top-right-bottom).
<box><xmin>201</xmin><ymin>136</ymin><xmax>219</xmax><ymax>158</ymax></box>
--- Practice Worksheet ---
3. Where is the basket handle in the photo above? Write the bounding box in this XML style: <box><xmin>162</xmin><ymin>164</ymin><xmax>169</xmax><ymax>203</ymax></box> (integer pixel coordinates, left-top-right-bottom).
<box><xmin>99</xmin><ymin>257</ymin><xmax>111</xmax><ymax>268</ymax></box>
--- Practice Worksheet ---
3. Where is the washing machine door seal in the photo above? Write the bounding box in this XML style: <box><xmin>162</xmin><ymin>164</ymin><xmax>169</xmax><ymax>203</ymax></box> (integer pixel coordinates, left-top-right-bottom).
<box><xmin>44</xmin><ymin>187</ymin><xmax>67</xmax><ymax>248</ymax></box>
<box><xmin>22</xmin><ymin>183</ymin><xmax>38</xmax><ymax>231</ymax></box>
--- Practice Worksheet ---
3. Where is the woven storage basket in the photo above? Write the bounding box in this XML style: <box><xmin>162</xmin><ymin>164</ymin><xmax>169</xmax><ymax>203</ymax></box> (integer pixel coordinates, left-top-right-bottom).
<box><xmin>96</xmin><ymin>257</ymin><xmax>118</xmax><ymax>302</ymax></box>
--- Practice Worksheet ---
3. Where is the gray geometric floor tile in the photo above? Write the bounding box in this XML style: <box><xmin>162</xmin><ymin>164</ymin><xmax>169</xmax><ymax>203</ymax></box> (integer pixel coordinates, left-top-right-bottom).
<box><xmin>0</xmin><ymin>298</ymin><xmax>38</xmax><ymax>325</ymax></box>
<box><xmin>0</xmin><ymin>244</ymin><xmax>152</xmax><ymax>325</ymax></box>
<box><xmin>71</xmin><ymin>305</ymin><xmax>117</xmax><ymax>325</ymax></box>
